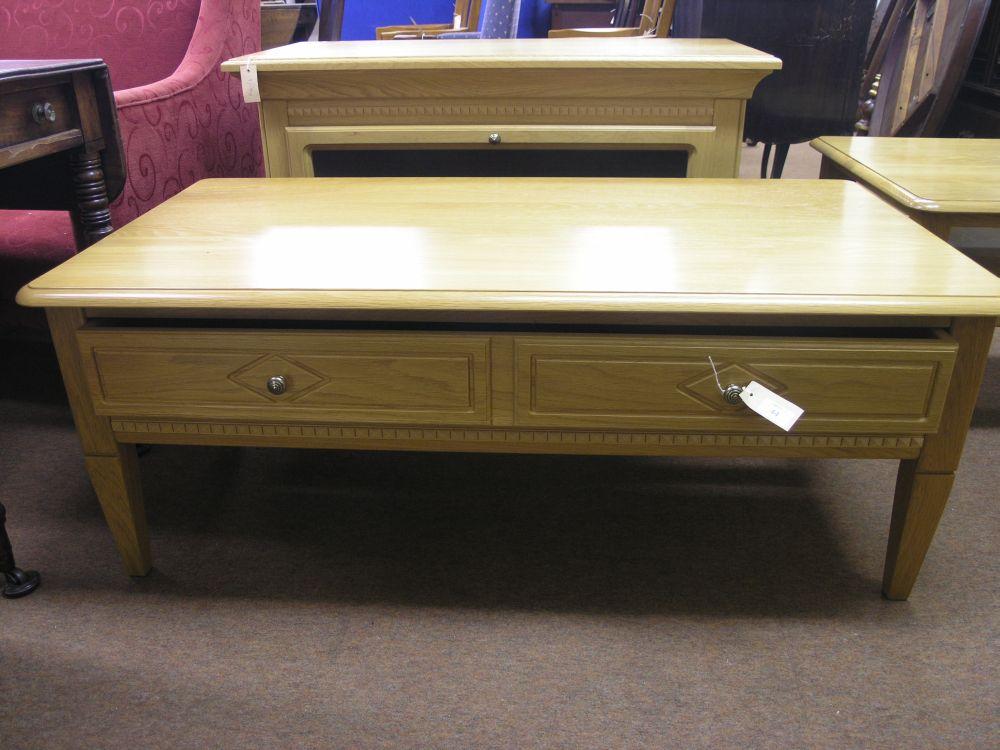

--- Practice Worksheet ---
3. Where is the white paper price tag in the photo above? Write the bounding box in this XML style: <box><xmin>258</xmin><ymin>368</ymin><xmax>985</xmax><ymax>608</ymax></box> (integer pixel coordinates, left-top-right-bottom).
<box><xmin>739</xmin><ymin>381</ymin><xmax>804</xmax><ymax>432</ymax></box>
<box><xmin>240</xmin><ymin>60</ymin><xmax>260</xmax><ymax>104</ymax></box>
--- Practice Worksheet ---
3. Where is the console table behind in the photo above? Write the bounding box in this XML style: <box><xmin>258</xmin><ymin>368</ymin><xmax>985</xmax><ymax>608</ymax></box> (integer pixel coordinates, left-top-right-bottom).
<box><xmin>222</xmin><ymin>38</ymin><xmax>781</xmax><ymax>178</ymax></box>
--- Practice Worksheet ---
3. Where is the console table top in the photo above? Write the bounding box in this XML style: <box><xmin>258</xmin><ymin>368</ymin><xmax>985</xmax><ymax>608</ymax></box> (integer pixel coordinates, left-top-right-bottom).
<box><xmin>18</xmin><ymin>177</ymin><xmax>1000</xmax><ymax>316</ymax></box>
<box><xmin>221</xmin><ymin>38</ymin><xmax>782</xmax><ymax>73</ymax></box>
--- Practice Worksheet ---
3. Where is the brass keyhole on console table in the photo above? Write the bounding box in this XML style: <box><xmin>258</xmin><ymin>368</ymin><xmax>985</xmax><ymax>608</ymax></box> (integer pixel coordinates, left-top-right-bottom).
<box><xmin>266</xmin><ymin>375</ymin><xmax>287</xmax><ymax>395</ymax></box>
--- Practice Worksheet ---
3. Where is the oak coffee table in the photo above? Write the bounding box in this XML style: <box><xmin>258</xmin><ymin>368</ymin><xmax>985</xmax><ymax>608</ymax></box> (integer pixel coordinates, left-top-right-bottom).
<box><xmin>17</xmin><ymin>178</ymin><xmax>1000</xmax><ymax>600</ymax></box>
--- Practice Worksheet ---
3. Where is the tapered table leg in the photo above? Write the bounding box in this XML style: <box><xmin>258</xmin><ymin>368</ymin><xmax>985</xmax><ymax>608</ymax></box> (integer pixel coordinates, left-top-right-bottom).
<box><xmin>48</xmin><ymin>308</ymin><xmax>152</xmax><ymax>576</ymax></box>
<box><xmin>883</xmin><ymin>317</ymin><xmax>995</xmax><ymax>599</ymax></box>
<box><xmin>883</xmin><ymin>461</ymin><xmax>954</xmax><ymax>599</ymax></box>
<box><xmin>85</xmin><ymin>448</ymin><xmax>150</xmax><ymax>576</ymax></box>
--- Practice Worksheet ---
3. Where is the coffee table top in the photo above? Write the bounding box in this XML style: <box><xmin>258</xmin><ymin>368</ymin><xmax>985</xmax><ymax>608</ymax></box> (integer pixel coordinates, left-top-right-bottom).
<box><xmin>811</xmin><ymin>136</ymin><xmax>1000</xmax><ymax>214</ymax></box>
<box><xmin>221</xmin><ymin>38</ymin><xmax>781</xmax><ymax>73</ymax></box>
<box><xmin>17</xmin><ymin>178</ymin><xmax>1000</xmax><ymax>317</ymax></box>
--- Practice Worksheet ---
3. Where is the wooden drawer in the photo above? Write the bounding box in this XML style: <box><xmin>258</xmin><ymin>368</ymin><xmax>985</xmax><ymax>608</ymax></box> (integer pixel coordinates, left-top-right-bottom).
<box><xmin>77</xmin><ymin>329</ymin><xmax>491</xmax><ymax>425</ymax></box>
<box><xmin>513</xmin><ymin>333</ymin><xmax>958</xmax><ymax>434</ymax></box>
<box><xmin>0</xmin><ymin>83</ymin><xmax>78</xmax><ymax>148</ymax></box>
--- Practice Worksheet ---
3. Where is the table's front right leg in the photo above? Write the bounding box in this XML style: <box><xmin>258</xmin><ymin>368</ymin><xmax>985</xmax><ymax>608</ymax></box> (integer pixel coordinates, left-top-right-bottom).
<box><xmin>47</xmin><ymin>308</ymin><xmax>151</xmax><ymax>576</ymax></box>
<box><xmin>883</xmin><ymin>317</ymin><xmax>995</xmax><ymax>599</ymax></box>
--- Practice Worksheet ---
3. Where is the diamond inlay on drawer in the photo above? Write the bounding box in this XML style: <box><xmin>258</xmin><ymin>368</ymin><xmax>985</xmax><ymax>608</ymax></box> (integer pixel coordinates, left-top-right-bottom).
<box><xmin>677</xmin><ymin>363</ymin><xmax>787</xmax><ymax>412</ymax></box>
<box><xmin>228</xmin><ymin>355</ymin><xmax>329</xmax><ymax>401</ymax></box>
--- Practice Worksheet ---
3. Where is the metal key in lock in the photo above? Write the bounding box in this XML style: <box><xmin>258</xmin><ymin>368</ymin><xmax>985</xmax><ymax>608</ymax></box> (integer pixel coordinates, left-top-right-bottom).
<box><xmin>708</xmin><ymin>356</ymin><xmax>744</xmax><ymax>405</ymax></box>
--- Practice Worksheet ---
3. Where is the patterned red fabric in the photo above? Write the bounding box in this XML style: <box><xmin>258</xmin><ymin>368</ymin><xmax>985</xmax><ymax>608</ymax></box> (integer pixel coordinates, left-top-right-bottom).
<box><xmin>1</xmin><ymin>0</ymin><xmax>264</xmax><ymax>327</ymax></box>
<box><xmin>0</xmin><ymin>0</ymin><xmax>201</xmax><ymax>89</ymax></box>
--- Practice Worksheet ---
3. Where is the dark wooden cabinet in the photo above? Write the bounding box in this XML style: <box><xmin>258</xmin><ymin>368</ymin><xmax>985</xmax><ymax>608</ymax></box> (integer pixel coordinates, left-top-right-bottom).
<box><xmin>941</xmin><ymin>0</ymin><xmax>1000</xmax><ymax>137</ymax></box>
<box><xmin>547</xmin><ymin>0</ymin><xmax>617</xmax><ymax>30</ymax></box>
<box><xmin>674</xmin><ymin>0</ymin><xmax>876</xmax><ymax>175</ymax></box>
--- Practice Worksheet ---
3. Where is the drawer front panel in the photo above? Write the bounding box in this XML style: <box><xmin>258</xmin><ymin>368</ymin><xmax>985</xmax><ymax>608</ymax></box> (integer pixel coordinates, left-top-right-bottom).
<box><xmin>78</xmin><ymin>330</ymin><xmax>491</xmax><ymax>425</ymax></box>
<box><xmin>514</xmin><ymin>335</ymin><xmax>957</xmax><ymax>434</ymax></box>
<box><xmin>0</xmin><ymin>83</ymin><xmax>78</xmax><ymax>148</ymax></box>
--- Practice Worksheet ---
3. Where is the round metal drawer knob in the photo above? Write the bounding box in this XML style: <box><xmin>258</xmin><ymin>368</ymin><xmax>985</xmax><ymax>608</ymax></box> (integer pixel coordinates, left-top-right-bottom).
<box><xmin>488</xmin><ymin>132</ymin><xmax>501</xmax><ymax>144</ymax></box>
<box><xmin>722</xmin><ymin>384</ymin><xmax>744</xmax><ymax>405</ymax></box>
<box><xmin>31</xmin><ymin>102</ymin><xmax>57</xmax><ymax>124</ymax></box>
<box><xmin>266</xmin><ymin>375</ymin><xmax>287</xmax><ymax>395</ymax></box>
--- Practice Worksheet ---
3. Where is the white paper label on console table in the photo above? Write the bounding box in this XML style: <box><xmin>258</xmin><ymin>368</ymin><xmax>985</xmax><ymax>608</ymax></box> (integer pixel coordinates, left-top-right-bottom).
<box><xmin>240</xmin><ymin>61</ymin><xmax>260</xmax><ymax>104</ymax></box>
<box><xmin>739</xmin><ymin>381</ymin><xmax>804</xmax><ymax>432</ymax></box>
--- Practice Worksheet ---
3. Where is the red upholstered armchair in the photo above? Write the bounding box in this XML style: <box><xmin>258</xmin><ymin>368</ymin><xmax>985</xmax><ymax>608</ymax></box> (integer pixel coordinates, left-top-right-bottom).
<box><xmin>0</xmin><ymin>0</ymin><xmax>264</xmax><ymax>328</ymax></box>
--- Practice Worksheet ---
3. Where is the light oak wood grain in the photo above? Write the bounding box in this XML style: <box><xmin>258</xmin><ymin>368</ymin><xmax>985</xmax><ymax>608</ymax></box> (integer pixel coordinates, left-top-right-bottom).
<box><xmin>256</xmin><ymin>68</ymin><xmax>768</xmax><ymax>103</ymax></box>
<box><xmin>73</xmin><ymin>327</ymin><xmax>958</xmax><ymax>434</ymax></box>
<box><xmin>812</xmin><ymin>136</ymin><xmax>1000</xmax><ymax>213</ymax></box>
<box><xmin>259</xmin><ymin>99</ymin><xmax>290</xmax><ymax>179</ymax></box>
<box><xmin>221</xmin><ymin>38</ymin><xmax>782</xmax><ymax>72</ymax></box>
<box><xmin>47</xmin><ymin>308</ymin><xmax>118</xmax><ymax>455</ymax></box>
<box><xmin>18</xmin><ymin>178</ymin><xmax>1000</xmax><ymax>316</ymax></box>
<box><xmin>284</xmin><ymin>99</ymin><xmax>717</xmax><ymax>127</ymax></box>
<box><xmin>882</xmin><ymin>316</ymin><xmax>996</xmax><ymax>599</ymax></box>
<box><xmin>25</xmin><ymin>177</ymin><xmax>999</xmax><ymax>599</ymax></box>
<box><xmin>914</xmin><ymin>316</ymin><xmax>996</xmax><ymax>472</ymax></box>
<box><xmin>513</xmin><ymin>333</ymin><xmax>956</xmax><ymax>434</ymax></box>
<box><xmin>47</xmin><ymin>308</ymin><xmax>151</xmax><ymax>576</ymax></box>
<box><xmin>223</xmin><ymin>38</ymin><xmax>777</xmax><ymax>179</ymax></box>
<box><xmin>85</xmin><ymin>448</ymin><xmax>151</xmax><ymax>576</ymax></box>
<box><xmin>77</xmin><ymin>329</ymin><xmax>490</xmax><ymax>425</ymax></box>
<box><xmin>109</xmin><ymin>421</ymin><xmax>925</xmax><ymax>459</ymax></box>
<box><xmin>883</xmin><ymin>461</ymin><xmax>954</xmax><ymax>600</ymax></box>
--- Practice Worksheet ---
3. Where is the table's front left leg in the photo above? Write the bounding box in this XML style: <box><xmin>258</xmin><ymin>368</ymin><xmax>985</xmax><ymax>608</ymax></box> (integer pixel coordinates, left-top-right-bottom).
<box><xmin>47</xmin><ymin>308</ymin><xmax>151</xmax><ymax>576</ymax></box>
<box><xmin>883</xmin><ymin>317</ymin><xmax>995</xmax><ymax>599</ymax></box>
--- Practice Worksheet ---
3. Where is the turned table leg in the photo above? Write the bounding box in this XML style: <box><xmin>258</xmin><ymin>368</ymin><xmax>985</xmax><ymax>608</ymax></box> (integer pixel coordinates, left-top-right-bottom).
<box><xmin>47</xmin><ymin>308</ymin><xmax>152</xmax><ymax>576</ymax></box>
<box><xmin>883</xmin><ymin>317</ymin><xmax>996</xmax><ymax>599</ymax></box>
<box><xmin>69</xmin><ymin>148</ymin><xmax>114</xmax><ymax>249</ymax></box>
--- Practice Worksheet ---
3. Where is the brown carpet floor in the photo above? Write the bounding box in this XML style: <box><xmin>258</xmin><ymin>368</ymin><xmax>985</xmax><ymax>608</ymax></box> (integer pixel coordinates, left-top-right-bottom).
<box><xmin>0</xmin><ymin>331</ymin><xmax>998</xmax><ymax>750</ymax></box>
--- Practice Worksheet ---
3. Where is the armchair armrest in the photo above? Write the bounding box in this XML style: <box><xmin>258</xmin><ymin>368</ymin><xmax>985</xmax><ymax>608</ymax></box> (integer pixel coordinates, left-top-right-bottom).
<box><xmin>110</xmin><ymin>0</ymin><xmax>263</xmax><ymax>225</ymax></box>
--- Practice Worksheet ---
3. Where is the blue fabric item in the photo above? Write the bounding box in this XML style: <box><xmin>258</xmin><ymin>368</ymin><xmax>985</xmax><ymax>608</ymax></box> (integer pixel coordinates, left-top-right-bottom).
<box><xmin>438</xmin><ymin>0</ymin><xmax>521</xmax><ymax>38</ymax></box>
<box><xmin>339</xmin><ymin>0</ymin><xmax>544</xmax><ymax>40</ymax></box>
<box><xmin>342</xmin><ymin>0</ymin><xmax>456</xmax><ymax>40</ymax></box>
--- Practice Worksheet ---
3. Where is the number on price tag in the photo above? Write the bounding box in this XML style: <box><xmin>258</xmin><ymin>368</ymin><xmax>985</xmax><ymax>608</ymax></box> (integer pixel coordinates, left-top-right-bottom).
<box><xmin>739</xmin><ymin>381</ymin><xmax>804</xmax><ymax>432</ymax></box>
<box><xmin>240</xmin><ymin>60</ymin><xmax>260</xmax><ymax>104</ymax></box>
